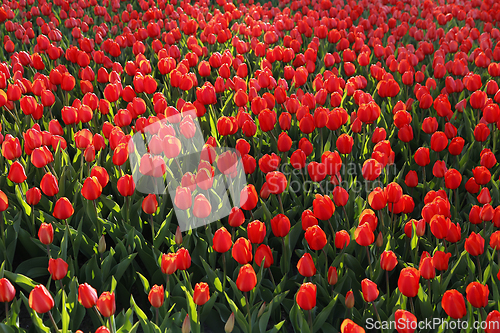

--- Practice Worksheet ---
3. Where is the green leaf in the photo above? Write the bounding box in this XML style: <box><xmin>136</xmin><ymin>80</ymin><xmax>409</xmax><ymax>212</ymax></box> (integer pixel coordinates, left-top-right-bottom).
<box><xmin>200</xmin><ymin>257</ymin><xmax>223</xmax><ymax>293</ymax></box>
<box><xmin>61</xmin><ymin>290</ymin><xmax>69</xmax><ymax>333</ymax></box>
<box><xmin>15</xmin><ymin>184</ymin><xmax>31</xmax><ymax>216</ymax></box>
<box><xmin>224</xmin><ymin>292</ymin><xmax>250</xmax><ymax>333</ymax></box>
<box><xmin>0</xmin><ymin>324</ymin><xmax>15</xmax><ymax>333</ymax></box>
<box><xmin>181</xmin><ymin>285</ymin><xmax>200</xmax><ymax>333</ymax></box>
<box><xmin>130</xmin><ymin>295</ymin><xmax>152</xmax><ymax>333</ymax></box>
<box><xmin>136</xmin><ymin>272</ymin><xmax>150</xmax><ymax>294</ymax></box>
<box><xmin>20</xmin><ymin>292</ymin><xmax>51</xmax><ymax>333</ymax></box>
<box><xmin>3</xmin><ymin>271</ymin><xmax>37</xmax><ymax>292</ymax></box>
<box><xmin>313</xmin><ymin>294</ymin><xmax>338</xmax><ymax>331</ymax></box>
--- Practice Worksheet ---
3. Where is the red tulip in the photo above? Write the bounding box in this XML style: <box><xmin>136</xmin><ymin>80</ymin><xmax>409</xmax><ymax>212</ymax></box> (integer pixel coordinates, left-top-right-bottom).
<box><xmin>466</xmin><ymin>282</ymin><xmax>489</xmax><ymax>308</ymax></box>
<box><xmin>296</xmin><ymin>283</ymin><xmax>316</xmax><ymax>310</ymax></box>
<box><xmin>228</xmin><ymin>207</ymin><xmax>245</xmax><ymax>228</ymax></box>
<box><xmin>176</xmin><ymin>248</ymin><xmax>191</xmax><ymax>270</ymax></box>
<box><xmin>0</xmin><ymin>278</ymin><xmax>15</xmax><ymax>302</ymax></box>
<box><xmin>78</xmin><ymin>283</ymin><xmax>98</xmax><ymax>309</ymax></box>
<box><xmin>8</xmin><ymin>161</ymin><xmax>27</xmax><ymax>183</ymax></box>
<box><xmin>254</xmin><ymin>244</ymin><xmax>273</xmax><ymax>268</ymax></box>
<box><xmin>81</xmin><ymin>176</ymin><xmax>102</xmax><ymax>201</ymax></box>
<box><xmin>313</xmin><ymin>194</ymin><xmax>335</xmax><ymax>220</ymax></box>
<box><xmin>247</xmin><ymin>220</ymin><xmax>266</xmax><ymax>244</ymax></box>
<box><xmin>394</xmin><ymin>309</ymin><xmax>417</xmax><ymax>333</ymax></box>
<box><xmin>236</xmin><ymin>264</ymin><xmax>257</xmax><ymax>292</ymax></box>
<box><xmin>142</xmin><ymin>194</ymin><xmax>158</xmax><ymax>215</ymax></box>
<box><xmin>442</xmin><ymin>290</ymin><xmax>466</xmax><ymax>319</ymax></box>
<box><xmin>380</xmin><ymin>251</ymin><xmax>398</xmax><ymax>271</ymax></box>
<box><xmin>297</xmin><ymin>253</ymin><xmax>316</xmax><ymax>277</ymax></box>
<box><xmin>398</xmin><ymin>267</ymin><xmax>420</xmax><ymax>298</ymax></box>
<box><xmin>485</xmin><ymin>310</ymin><xmax>500</xmax><ymax>333</ymax></box>
<box><xmin>240</xmin><ymin>185</ymin><xmax>258</xmax><ymax>211</ymax></box>
<box><xmin>193</xmin><ymin>282</ymin><xmax>210</xmax><ymax>306</ymax></box>
<box><xmin>148</xmin><ymin>285</ymin><xmax>164</xmax><ymax>308</ymax></box>
<box><xmin>354</xmin><ymin>222</ymin><xmax>374</xmax><ymax>246</ymax></box>
<box><xmin>48</xmin><ymin>258</ymin><xmax>68</xmax><ymax>280</ymax></box>
<box><xmin>465</xmin><ymin>232</ymin><xmax>485</xmax><ymax>256</ymax></box>
<box><xmin>305</xmin><ymin>225</ymin><xmax>327</xmax><ymax>251</ymax></box>
<box><xmin>96</xmin><ymin>292</ymin><xmax>115</xmax><ymax>317</ymax></box>
<box><xmin>53</xmin><ymin>197</ymin><xmax>74</xmax><ymax>220</ymax></box>
<box><xmin>361</xmin><ymin>278</ymin><xmax>379</xmax><ymax>302</ymax></box>
<box><xmin>193</xmin><ymin>194</ymin><xmax>211</xmax><ymax>218</ymax></box>
<box><xmin>232</xmin><ymin>237</ymin><xmax>252</xmax><ymax>265</ymax></box>
<box><xmin>212</xmin><ymin>227</ymin><xmax>232</xmax><ymax>253</ymax></box>
<box><xmin>117</xmin><ymin>174</ymin><xmax>135</xmax><ymax>197</ymax></box>
<box><xmin>270</xmin><ymin>214</ymin><xmax>290</xmax><ymax>238</ymax></box>
<box><xmin>266</xmin><ymin>171</ymin><xmax>287</xmax><ymax>194</ymax></box>
<box><xmin>161</xmin><ymin>253</ymin><xmax>177</xmax><ymax>275</ymax></box>
<box><xmin>335</xmin><ymin>230</ymin><xmax>350</xmax><ymax>249</ymax></box>
<box><xmin>29</xmin><ymin>285</ymin><xmax>54</xmax><ymax>314</ymax></box>
<box><xmin>433</xmin><ymin>251</ymin><xmax>452</xmax><ymax>271</ymax></box>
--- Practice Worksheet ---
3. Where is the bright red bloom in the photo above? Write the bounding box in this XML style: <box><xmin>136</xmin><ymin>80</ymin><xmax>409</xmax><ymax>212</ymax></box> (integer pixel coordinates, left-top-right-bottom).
<box><xmin>442</xmin><ymin>290</ymin><xmax>466</xmax><ymax>319</ymax></box>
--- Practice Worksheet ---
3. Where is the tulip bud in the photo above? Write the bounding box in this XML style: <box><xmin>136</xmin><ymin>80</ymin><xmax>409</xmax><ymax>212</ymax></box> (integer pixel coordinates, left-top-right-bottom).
<box><xmin>257</xmin><ymin>302</ymin><xmax>266</xmax><ymax>318</ymax></box>
<box><xmin>225</xmin><ymin>313</ymin><xmax>235</xmax><ymax>333</ymax></box>
<box><xmin>375</xmin><ymin>231</ymin><xmax>383</xmax><ymax>247</ymax></box>
<box><xmin>182</xmin><ymin>314</ymin><xmax>191</xmax><ymax>333</ymax></box>
<box><xmin>98</xmin><ymin>235</ymin><xmax>106</xmax><ymax>254</ymax></box>
<box><xmin>345</xmin><ymin>290</ymin><xmax>355</xmax><ymax>308</ymax></box>
<box><xmin>175</xmin><ymin>226</ymin><xmax>183</xmax><ymax>245</ymax></box>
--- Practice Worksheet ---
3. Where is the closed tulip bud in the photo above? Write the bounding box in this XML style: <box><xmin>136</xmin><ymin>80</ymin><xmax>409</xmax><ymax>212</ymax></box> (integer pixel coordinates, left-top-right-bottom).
<box><xmin>327</xmin><ymin>267</ymin><xmax>338</xmax><ymax>285</ymax></box>
<box><xmin>240</xmin><ymin>185</ymin><xmax>258</xmax><ymax>211</ymax></box>
<box><xmin>414</xmin><ymin>147</ymin><xmax>430</xmax><ymax>167</ymax></box>
<box><xmin>0</xmin><ymin>278</ymin><xmax>16</xmax><ymax>302</ymax></box>
<box><xmin>98</xmin><ymin>234</ymin><xmax>106</xmax><ymax>254</ymax></box>
<box><xmin>193</xmin><ymin>282</ymin><xmax>210</xmax><ymax>306</ymax></box>
<box><xmin>53</xmin><ymin>197</ymin><xmax>74</xmax><ymax>220</ymax></box>
<box><xmin>182</xmin><ymin>314</ymin><xmax>190</xmax><ymax>333</ymax></box>
<box><xmin>96</xmin><ymin>292</ymin><xmax>115</xmax><ymax>317</ymax></box>
<box><xmin>296</xmin><ymin>283</ymin><xmax>316</xmax><ymax>310</ymax></box>
<box><xmin>193</xmin><ymin>194</ymin><xmax>212</xmax><ymax>219</ymax></box>
<box><xmin>78</xmin><ymin>283</ymin><xmax>98</xmax><ymax>308</ymax></box>
<box><xmin>228</xmin><ymin>207</ymin><xmax>245</xmax><ymax>228</ymax></box>
<box><xmin>225</xmin><ymin>313</ymin><xmax>235</xmax><ymax>333</ymax></box>
<box><xmin>345</xmin><ymin>291</ymin><xmax>355</xmax><ymax>309</ymax></box>
<box><xmin>40</xmin><ymin>173</ymin><xmax>59</xmax><ymax>197</ymax></box>
<box><xmin>442</xmin><ymin>290</ymin><xmax>466</xmax><ymax>319</ymax></box>
<box><xmin>312</xmin><ymin>194</ymin><xmax>335</xmax><ymax>220</ymax></box>
<box><xmin>335</xmin><ymin>230</ymin><xmax>350</xmax><ymax>249</ymax></box>
<box><xmin>375</xmin><ymin>231</ymin><xmax>384</xmax><ymax>247</ymax></box>
<box><xmin>117</xmin><ymin>174</ymin><xmax>135</xmax><ymax>197</ymax></box>
<box><xmin>175</xmin><ymin>226</ymin><xmax>183</xmax><ymax>245</ymax></box>
<box><xmin>29</xmin><ymin>285</ymin><xmax>54</xmax><ymax>314</ymax></box>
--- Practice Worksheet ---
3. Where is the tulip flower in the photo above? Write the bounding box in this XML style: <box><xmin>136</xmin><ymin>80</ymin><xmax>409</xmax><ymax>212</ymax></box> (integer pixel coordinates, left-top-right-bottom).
<box><xmin>394</xmin><ymin>309</ymin><xmax>417</xmax><ymax>333</ymax></box>
<box><xmin>247</xmin><ymin>220</ymin><xmax>266</xmax><ymax>244</ymax></box>
<box><xmin>212</xmin><ymin>227</ymin><xmax>232</xmax><ymax>253</ymax></box>
<box><xmin>29</xmin><ymin>285</ymin><xmax>55</xmax><ymax>316</ymax></box>
<box><xmin>161</xmin><ymin>253</ymin><xmax>177</xmax><ymax>275</ymax></box>
<box><xmin>96</xmin><ymin>292</ymin><xmax>115</xmax><ymax>317</ymax></box>
<box><xmin>232</xmin><ymin>237</ymin><xmax>252</xmax><ymax>265</ymax></box>
<box><xmin>193</xmin><ymin>282</ymin><xmax>210</xmax><ymax>306</ymax></box>
<box><xmin>78</xmin><ymin>283</ymin><xmax>98</xmax><ymax>309</ymax></box>
<box><xmin>48</xmin><ymin>258</ymin><xmax>68</xmax><ymax>281</ymax></box>
<box><xmin>296</xmin><ymin>282</ymin><xmax>316</xmax><ymax>312</ymax></box>
<box><xmin>53</xmin><ymin>197</ymin><xmax>74</xmax><ymax>220</ymax></box>
<box><xmin>297</xmin><ymin>253</ymin><xmax>316</xmax><ymax>277</ymax></box>
<box><xmin>254</xmin><ymin>244</ymin><xmax>273</xmax><ymax>268</ymax></box>
<box><xmin>466</xmin><ymin>282</ymin><xmax>489</xmax><ymax>309</ymax></box>
<box><xmin>342</xmin><ymin>318</ymin><xmax>369</xmax><ymax>333</ymax></box>
<box><xmin>305</xmin><ymin>225</ymin><xmax>327</xmax><ymax>251</ymax></box>
<box><xmin>236</xmin><ymin>264</ymin><xmax>257</xmax><ymax>292</ymax></box>
<box><xmin>398</xmin><ymin>267</ymin><xmax>420</xmax><ymax>312</ymax></box>
<box><xmin>442</xmin><ymin>289</ymin><xmax>466</xmax><ymax>319</ymax></box>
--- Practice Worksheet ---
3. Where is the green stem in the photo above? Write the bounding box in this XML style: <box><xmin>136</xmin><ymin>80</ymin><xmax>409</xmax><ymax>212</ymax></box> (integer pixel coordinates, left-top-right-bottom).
<box><xmin>48</xmin><ymin>311</ymin><xmax>59</xmax><ymax>333</ymax></box>
<box><xmin>277</xmin><ymin>193</ymin><xmax>285</xmax><ymax>215</ymax></box>
<box><xmin>93</xmin><ymin>306</ymin><xmax>106</xmax><ymax>326</ymax></box>
<box><xmin>4</xmin><ymin>302</ymin><xmax>8</xmax><ymax>323</ymax></box>
<box><xmin>245</xmin><ymin>292</ymin><xmax>252</xmax><ymax>333</ymax></box>
<box><xmin>308</xmin><ymin>310</ymin><xmax>313</xmax><ymax>333</ymax></box>
<box><xmin>366</xmin><ymin>246</ymin><xmax>373</xmax><ymax>279</ymax></box>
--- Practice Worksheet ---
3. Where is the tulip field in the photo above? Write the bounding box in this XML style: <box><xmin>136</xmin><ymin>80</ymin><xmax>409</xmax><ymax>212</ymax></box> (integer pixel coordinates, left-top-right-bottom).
<box><xmin>3</xmin><ymin>0</ymin><xmax>500</xmax><ymax>332</ymax></box>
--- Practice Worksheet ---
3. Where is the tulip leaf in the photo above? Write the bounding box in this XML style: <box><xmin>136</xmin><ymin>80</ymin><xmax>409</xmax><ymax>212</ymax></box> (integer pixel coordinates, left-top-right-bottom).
<box><xmin>130</xmin><ymin>295</ymin><xmax>152</xmax><ymax>333</ymax></box>
<box><xmin>258</xmin><ymin>292</ymin><xmax>288</xmax><ymax>333</ymax></box>
<box><xmin>110</xmin><ymin>253</ymin><xmax>137</xmax><ymax>285</ymax></box>
<box><xmin>153</xmin><ymin>209</ymin><xmax>173</xmax><ymax>248</ymax></box>
<box><xmin>15</xmin><ymin>183</ymin><xmax>31</xmax><ymax>216</ymax></box>
<box><xmin>313</xmin><ymin>293</ymin><xmax>338</xmax><ymax>332</ymax></box>
<box><xmin>61</xmin><ymin>290</ymin><xmax>69</xmax><ymax>333</ymax></box>
<box><xmin>19</xmin><ymin>292</ymin><xmax>51</xmax><ymax>333</ymax></box>
<box><xmin>3</xmin><ymin>271</ymin><xmax>37</xmax><ymax>292</ymax></box>
<box><xmin>136</xmin><ymin>272</ymin><xmax>150</xmax><ymax>294</ymax></box>
<box><xmin>181</xmin><ymin>285</ymin><xmax>200</xmax><ymax>333</ymax></box>
<box><xmin>200</xmin><ymin>257</ymin><xmax>223</xmax><ymax>292</ymax></box>
<box><xmin>224</xmin><ymin>292</ymin><xmax>250</xmax><ymax>333</ymax></box>
<box><xmin>0</xmin><ymin>323</ymin><xmax>15</xmax><ymax>333</ymax></box>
